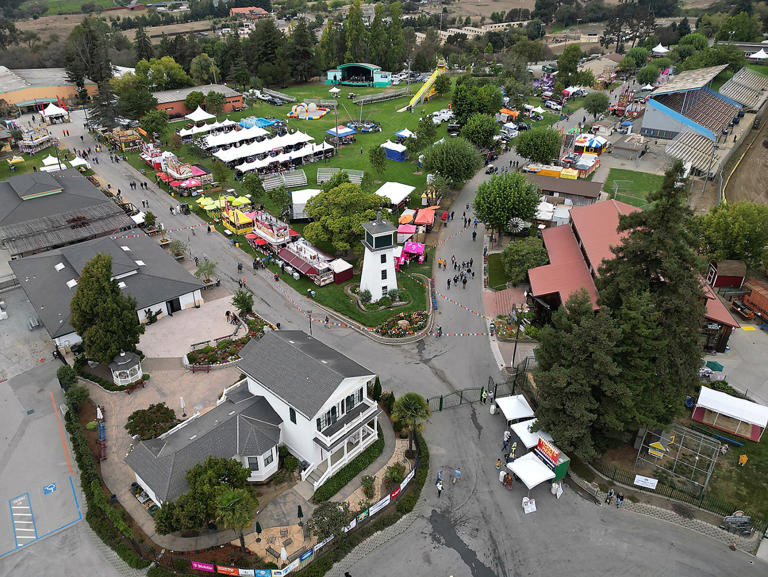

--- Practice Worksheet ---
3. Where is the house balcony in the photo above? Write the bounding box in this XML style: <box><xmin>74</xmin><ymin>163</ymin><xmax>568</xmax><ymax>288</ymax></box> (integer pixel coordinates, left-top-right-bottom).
<box><xmin>314</xmin><ymin>400</ymin><xmax>381</xmax><ymax>451</ymax></box>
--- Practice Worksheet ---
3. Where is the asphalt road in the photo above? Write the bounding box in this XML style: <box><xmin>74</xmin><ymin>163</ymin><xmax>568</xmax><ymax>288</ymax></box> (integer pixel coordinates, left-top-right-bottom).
<box><xmin>29</xmin><ymin>110</ymin><xmax>768</xmax><ymax>575</ymax></box>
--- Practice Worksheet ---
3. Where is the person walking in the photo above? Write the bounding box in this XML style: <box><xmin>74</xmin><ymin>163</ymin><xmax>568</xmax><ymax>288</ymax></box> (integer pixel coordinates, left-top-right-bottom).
<box><xmin>496</xmin><ymin>458</ymin><xmax>502</xmax><ymax>470</ymax></box>
<box><xmin>469</xmin><ymin>258</ymin><xmax>474</xmax><ymax>268</ymax></box>
<box><xmin>472</xmin><ymin>231</ymin><xmax>477</xmax><ymax>242</ymax></box>
<box><xmin>462</xmin><ymin>277</ymin><xmax>467</xmax><ymax>289</ymax></box>
<box><xmin>481</xmin><ymin>390</ymin><xmax>488</xmax><ymax>404</ymax></box>
<box><xmin>616</xmin><ymin>493</ymin><xmax>624</xmax><ymax>508</ymax></box>
<box><xmin>447</xmin><ymin>278</ymin><xmax>451</xmax><ymax>290</ymax></box>
<box><xmin>436</xmin><ymin>480</ymin><xmax>443</xmax><ymax>497</ymax></box>
<box><xmin>453</xmin><ymin>468</ymin><xmax>461</xmax><ymax>484</ymax></box>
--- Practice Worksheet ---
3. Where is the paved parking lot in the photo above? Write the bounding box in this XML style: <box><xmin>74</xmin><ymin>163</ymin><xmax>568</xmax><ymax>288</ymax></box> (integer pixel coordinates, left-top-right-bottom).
<box><xmin>0</xmin><ymin>288</ymin><xmax>53</xmax><ymax>382</ymax></box>
<box><xmin>707</xmin><ymin>324</ymin><xmax>768</xmax><ymax>404</ymax></box>
<box><xmin>0</xmin><ymin>362</ymin><xmax>81</xmax><ymax>560</ymax></box>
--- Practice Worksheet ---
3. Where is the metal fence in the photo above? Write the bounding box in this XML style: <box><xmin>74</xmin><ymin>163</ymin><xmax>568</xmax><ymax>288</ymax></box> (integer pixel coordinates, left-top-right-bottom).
<box><xmin>592</xmin><ymin>459</ymin><xmax>767</xmax><ymax>532</ymax></box>
<box><xmin>427</xmin><ymin>381</ymin><xmax>501</xmax><ymax>412</ymax></box>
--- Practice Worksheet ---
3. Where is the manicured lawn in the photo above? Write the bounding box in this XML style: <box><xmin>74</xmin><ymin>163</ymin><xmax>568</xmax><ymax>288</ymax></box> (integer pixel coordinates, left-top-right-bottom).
<box><xmin>0</xmin><ymin>148</ymin><xmax>67</xmax><ymax>180</ymax></box>
<box><xmin>604</xmin><ymin>168</ymin><xmax>664</xmax><ymax>207</ymax></box>
<box><xmin>22</xmin><ymin>0</ymin><xmax>115</xmax><ymax>14</ymax></box>
<box><xmin>486</xmin><ymin>252</ymin><xmax>511</xmax><ymax>290</ymax></box>
<box><xmin>746</xmin><ymin>64</ymin><xmax>768</xmax><ymax>76</ymax></box>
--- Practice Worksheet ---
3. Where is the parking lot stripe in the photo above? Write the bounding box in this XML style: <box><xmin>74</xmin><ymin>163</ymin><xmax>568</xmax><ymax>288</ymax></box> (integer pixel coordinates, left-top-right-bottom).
<box><xmin>50</xmin><ymin>392</ymin><xmax>74</xmax><ymax>476</ymax></box>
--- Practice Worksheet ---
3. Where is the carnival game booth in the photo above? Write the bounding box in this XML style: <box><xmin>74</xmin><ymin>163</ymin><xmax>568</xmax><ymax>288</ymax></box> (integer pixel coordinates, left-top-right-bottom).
<box><xmin>41</xmin><ymin>102</ymin><xmax>69</xmax><ymax>124</ymax></box>
<box><xmin>290</xmin><ymin>188</ymin><xmax>322</xmax><ymax>220</ymax></box>
<box><xmin>414</xmin><ymin>208</ymin><xmax>435</xmax><ymax>232</ymax></box>
<box><xmin>381</xmin><ymin>140</ymin><xmax>408</xmax><ymax>162</ymax></box>
<box><xmin>248</xmin><ymin>210</ymin><xmax>295</xmax><ymax>248</ymax></box>
<box><xmin>165</xmin><ymin>155</ymin><xmax>212</xmax><ymax>185</ymax></box>
<box><xmin>326</xmin><ymin>63</ymin><xmax>392</xmax><ymax>87</ymax></box>
<box><xmin>325</xmin><ymin>125</ymin><xmax>356</xmax><ymax>146</ymax></box>
<box><xmin>108</xmin><ymin>128</ymin><xmax>143</xmax><ymax>152</ymax></box>
<box><xmin>573</xmin><ymin>134</ymin><xmax>609</xmax><ymax>155</ymax></box>
<box><xmin>18</xmin><ymin>128</ymin><xmax>54</xmax><ymax>154</ymax></box>
<box><xmin>692</xmin><ymin>386</ymin><xmax>768</xmax><ymax>442</ymax></box>
<box><xmin>375</xmin><ymin>181</ymin><xmax>415</xmax><ymax>209</ymax></box>
<box><xmin>329</xmin><ymin>258</ymin><xmax>354</xmax><ymax>284</ymax></box>
<box><xmin>496</xmin><ymin>395</ymin><xmax>535</xmax><ymax>427</ymax></box>
<box><xmin>278</xmin><ymin>239</ymin><xmax>334</xmax><ymax>286</ymax></box>
<box><xmin>222</xmin><ymin>207</ymin><xmax>254</xmax><ymax>235</ymax></box>
<box><xmin>572</xmin><ymin>153</ymin><xmax>600</xmax><ymax>178</ymax></box>
<box><xmin>395</xmin><ymin>241</ymin><xmax>426</xmax><ymax>271</ymax></box>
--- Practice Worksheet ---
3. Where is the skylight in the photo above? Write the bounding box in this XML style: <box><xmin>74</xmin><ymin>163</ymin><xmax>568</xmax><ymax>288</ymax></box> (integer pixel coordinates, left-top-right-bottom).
<box><xmin>121</xmin><ymin>246</ymin><xmax>131</xmax><ymax>251</ymax></box>
<box><xmin>135</xmin><ymin>260</ymin><xmax>145</xmax><ymax>266</ymax></box>
<box><xmin>66</xmin><ymin>279</ymin><xmax>77</xmax><ymax>289</ymax></box>
<box><xmin>54</xmin><ymin>262</ymin><xmax>65</xmax><ymax>271</ymax></box>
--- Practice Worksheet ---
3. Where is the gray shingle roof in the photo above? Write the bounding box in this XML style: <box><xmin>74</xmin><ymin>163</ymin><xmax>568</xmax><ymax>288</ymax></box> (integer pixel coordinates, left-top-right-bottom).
<box><xmin>125</xmin><ymin>384</ymin><xmax>281</xmax><ymax>503</ymax></box>
<box><xmin>238</xmin><ymin>331</ymin><xmax>374</xmax><ymax>419</ymax></box>
<box><xmin>153</xmin><ymin>84</ymin><xmax>241</xmax><ymax>104</ymax></box>
<box><xmin>9</xmin><ymin>233</ymin><xmax>203</xmax><ymax>338</ymax></box>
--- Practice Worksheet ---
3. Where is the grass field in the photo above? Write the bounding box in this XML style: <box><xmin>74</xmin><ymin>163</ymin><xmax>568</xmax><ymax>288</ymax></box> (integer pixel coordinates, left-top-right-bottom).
<box><xmin>487</xmin><ymin>252</ymin><xmax>511</xmax><ymax>290</ymax></box>
<box><xmin>0</xmin><ymin>148</ymin><xmax>66</xmax><ymax>181</ymax></box>
<box><xmin>604</xmin><ymin>168</ymin><xmax>663</xmax><ymax>207</ymax></box>
<box><xmin>21</xmin><ymin>0</ymin><xmax>115</xmax><ymax>15</ymax></box>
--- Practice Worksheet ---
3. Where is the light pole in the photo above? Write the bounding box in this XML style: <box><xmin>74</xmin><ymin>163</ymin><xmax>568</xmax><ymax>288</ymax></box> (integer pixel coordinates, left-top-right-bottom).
<box><xmin>307</xmin><ymin>309</ymin><xmax>313</xmax><ymax>336</ymax></box>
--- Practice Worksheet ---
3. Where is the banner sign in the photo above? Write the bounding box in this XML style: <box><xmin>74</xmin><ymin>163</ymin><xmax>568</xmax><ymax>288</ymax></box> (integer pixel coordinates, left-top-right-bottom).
<box><xmin>217</xmin><ymin>566</ymin><xmax>239</xmax><ymax>576</ymax></box>
<box><xmin>192</xmin><ymin>562</ymin><xmax>215</xmax><ymax>573</ymax></box>
<box><xmin>287</xmin><ymin>560</ymin><xmax>300</xmax><ymax>572</ymax></box>
<box><xmin>271</xmin><ymin>569</ymin><xmax>286</xmax><ymax>577</ymax></box>
<box><xmin>535</xmin><ymin>437</ymin><xmax>560</xmax><ymax>469</ymax></box>
<box><xmin>390</xmin><ymin>486</ymin><xmax>401</xmax><ymax>499</ymax></box>
<box><xmin>237</xmin><ymin>570</ymin><xmax>255</xmax><ymax>577</ymax></box>
<box><xmin>356</xmin><ymin>509</ymin><xmax>369</xmax><ymax>523</ymax></box>
<box><xmin>400</xmin><ymin>469</ymin><xmax>415</xmax><ymax>492</ymax></box>
<box><xmin>343</xmin><ymin>518</ymin><xmax>357</xmax><ymax>533</ymax></box>
<box><xmin>253</xmin><ymin>570</ymin><xmax>271</xmax><ymax>577</ymax></box>
<box><xmin>300</xmin><ymin>549</ymin><xmax>314</xmax><ymax>563</ymax></box>
<box><xmin>369</xmin><ymin>494</ymin><xmax>391</xmax><ymax>516</ymax></box>
<box><xmin>314</xmin><ymin>535</ymin><xmax>333</xmax><ymax>553</ymax></box>
<box><xmin>633</xmin><ymin>475</ymin><xmax>658</xmax><ymax>490</ymax></box>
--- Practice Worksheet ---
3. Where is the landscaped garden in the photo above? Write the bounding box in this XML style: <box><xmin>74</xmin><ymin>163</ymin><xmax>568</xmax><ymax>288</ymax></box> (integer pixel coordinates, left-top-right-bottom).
<box><xmin>374</xmin><ymin>310</ymin><xmax>429</xmax><ymax>337</ymax></box>
<box><xmin>185</xmin><ymin>315</ymin><xmax>267</xmax><ymax>366</ymax></box>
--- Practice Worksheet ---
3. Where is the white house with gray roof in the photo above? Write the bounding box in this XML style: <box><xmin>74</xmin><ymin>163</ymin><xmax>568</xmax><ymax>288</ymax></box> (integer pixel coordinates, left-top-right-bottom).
<box><xmin>238</xmin><ymin>330</ymin><xmax>380</xmax><ymax>490</ymax></box>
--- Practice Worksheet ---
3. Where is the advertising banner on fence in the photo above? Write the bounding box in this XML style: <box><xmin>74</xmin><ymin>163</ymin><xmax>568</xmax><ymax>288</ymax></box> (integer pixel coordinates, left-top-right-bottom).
<box><xmin>357</xmin><ymin>509</ymin><xmax>369</xmax><ymax>523</ymax></box>
<box><xmin>272</xmin><ymin>569</ymin><xmax>286</xmax><ymax>577</ymax></box>
<box><xmin>191</xmin><ymin>562</ymin><xmax>215</xmax><ymax>573</ymax></box>
<box><xmin>633</xmin><ymin>475</ymin><xmax>658</xmax><ymax>490</ymax></box>
<box><xmin>287</xmin><ymin>559</ymin><xmax>300</xmax><ymax>573</ymax></box>
<box><xmin>400</xmin><ymin>469</ymin><xmax>415</xmax><ymax>493</ymax></box>
<box><xmin>369</xmin><ymin>494</ymin><xmax>391</xmax><ymax>516</ymax></box>
<box><xmin>314</xmin><ymin>535</ymin><xmax>333</xmax><ymax>553</ymax></box>
<box><xmin>300</xmin><ymin>548</ymin><xmax>314</xmax><ymax>563</ymax></box>
<box><xmin>343</xmin><ymin>518</ymin><xmax>357</xmax><ymax>533</ymax></box>
<box><xmin>217</xmin><ymin>566</ymin><xmax>240</xmax><ymax>576</ymax></box>
<box><xmin>253</xmin><ymin>570</ymin><xmax>272</xmax><ymax>577</ymax></box>
<box><xmin>237</xmin><ymin>569</ymin><xmax>255</xmax><ymax>577</ymax></box>
<box><xmin>391</xmin><ymin>486</ymin><xmax>401</xmax><ymax>499</ymax></box>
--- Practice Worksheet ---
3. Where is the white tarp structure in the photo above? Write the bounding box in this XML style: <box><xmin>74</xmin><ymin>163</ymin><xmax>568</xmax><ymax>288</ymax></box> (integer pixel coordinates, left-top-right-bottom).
<box><xmin>291</xmin><ymin>188</ymin><xmax>322</xmax><ymax>220</ymax></box>
<box><xmin>381</xmin><ymin>140</ymin><xmax>407</xmax><ymax>153</ymax></box>
<box><xmin>652</xmin><ymin>43</ymin><xmax>669</xmax><ymax>55</ymax></box>
<box><xmin>217</xmin><ymin>131</ymin><xmax>315</xmax><ymax>164</ymax></box>
<box><xmin>496</xmin><ymin>395</ymin><xmax>535</xmax><ymax>425</ymax></box>
<box><xmin>395</xmin><ymin>128</ymin><xmax>415</xmax><ymax>138</ymax></box>
<box><xmin>202</xmin><ymin>125</ymin><xmax>269</xmax><ymax>150</ymax></box>
<box><xmin>375</xmin><ymin>182</ymin><xmax>415</xmax><ymax>206</ymax></box>
<box><xmin>42</xmin><ymin>154</ymin><xmax>60</xmax><ymax>166</ymax></box>
<box><xmin>508</xmin><ymin>452</ymin><xmax>555</xmax><ymax>491</ymax></box>
<box><xmin>39</xmin><ymin>164</ymin><xmax>63</xmax><ymax>172</ymax></box>
<box><xmin>179</xmin><ymin>119</ymin><xmax>237</xmax><ymax>138</ymax></box>
<box><xmin>329</xmin><ymin>258</ymin><xmax>352</xmax><ymax>274</ymax></box>
<box><xmin>69</xmin><ymin>156</ymin><xmax>91</xmax><ymax>169</ymax></box>
<box><xmin>641</xmin><ymin>84</ymin><xmax>655</xmax><ymax>90</ymax></box>
<box><xmin>42</xmin><ymin>103</ymin><xmax>68</xmax><ymax>117</ymax></box>
<box><xmin>234</xmin><ymin>141</ymin><xmax>333</xmax><ymax>173</ymax></box>
<box><xmin>532</xmin><ymin>106</ymin><xmax>545</xmax><ymax>114</ymax></box>
<box><xmin>749</xmin><ymin>48</ymin><xmax>768</xmax><ymax>60</ymax></box>
<box><xmin>185</xmin><ymin>106</ymin><xmax>216</xmax><ymax>123</ymax></box>
<box><xmin>511</xmin><ymin>418</ymin><xmax>554</xmax><ymax>450</ymax></box>
<box><xmin>695</xmin><ymin>386</ymin><xmax>768</xmax><ymax>441</ymax></box>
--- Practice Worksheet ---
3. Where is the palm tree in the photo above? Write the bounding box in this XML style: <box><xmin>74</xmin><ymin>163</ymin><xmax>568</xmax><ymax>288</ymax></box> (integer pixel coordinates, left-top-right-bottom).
<box><xmin>216</xmin><ymin>488</ymin><xmax>256</xmax><ymax>554</ymax></box>
<box><xmin>194</xmin><ymin>260</ymin><xmax>217</xmax><ymax>283</ymax></box>
<box><xmin>392</xmin><ymin>392</ymin><xmax>431</xmax><ymax>453</ymax></box>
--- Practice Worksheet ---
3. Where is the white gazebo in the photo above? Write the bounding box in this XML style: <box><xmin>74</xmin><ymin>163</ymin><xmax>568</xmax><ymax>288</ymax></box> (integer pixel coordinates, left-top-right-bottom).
<box><xmin>749</xmin><ymin>48</ymin><xmax>768</xmax><ymax>61</ymax></box>
<box><xmin>652</xmin><ymin>43</ymin><xmax>669</xmax><ymax>56</ymax></box>
<box><xmin>185</xmin><ymin>106</ymin><xmax>216</xmax><ymax>123</ymax></box>
<box><xmin>109</xmin><ymin>351</ymin><xmax>143</xmax><ymax>386</ymax></box>
<box><xmin>508</xmin><ymin>451</ymin><xmax>555</xmax><ymax>492</ymax></box>
<box><xmin>495</xmin><ymin>395</ymin><xmax>535</xmax><ymax>426</ymax></box>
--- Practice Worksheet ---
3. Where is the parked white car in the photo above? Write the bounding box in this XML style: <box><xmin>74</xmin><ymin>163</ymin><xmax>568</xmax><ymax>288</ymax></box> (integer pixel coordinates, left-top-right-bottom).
<box><xmin>545</xmin><ymin>101</ymin><xmax>562</xmax><ymax>110</ymax></box>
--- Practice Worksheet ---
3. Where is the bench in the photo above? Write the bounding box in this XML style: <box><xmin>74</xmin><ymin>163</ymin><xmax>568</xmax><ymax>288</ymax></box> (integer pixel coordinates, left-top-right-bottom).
<box><xmin>287</xmin><ymin>546</ymin><xmax>307</xmax><ymax>563</ymax></box>
<box><xmin>316</xmin><ymin>167</ymin><xmax>340</xmax><ymax>183</ymax></box>
<box><xmin>266</xmin><ymin>546</ymin><xmax>281</xmax><ymax>559</ymax></box>
<box><xmin>190</xmin><ymin>364</ymin><xmax>211</xmax><ymax>373</ymax></box>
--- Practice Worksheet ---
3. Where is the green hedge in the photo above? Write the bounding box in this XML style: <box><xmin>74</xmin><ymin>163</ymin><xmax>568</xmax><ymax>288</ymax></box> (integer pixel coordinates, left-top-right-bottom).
<box><xmin>313</xmin><ymin>426</ymin><xmax>384</xmax><ymax>502</ymax></box>
<box><xmin>396</xmin><ymin>431</ymin><xmax>428</xmax><ymax>515</ymax></box>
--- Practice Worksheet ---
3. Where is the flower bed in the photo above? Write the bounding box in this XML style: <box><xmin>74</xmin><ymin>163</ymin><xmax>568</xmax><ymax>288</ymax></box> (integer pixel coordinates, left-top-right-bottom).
<box><xmin>374</xmin><ymin>311</ymin><xmax>428</xmax><ymax>338</ymax></box>
<box><xmin>185</xmin><ymin>316</ymin><xmax>267</xmax><ymax>365</ymax></box>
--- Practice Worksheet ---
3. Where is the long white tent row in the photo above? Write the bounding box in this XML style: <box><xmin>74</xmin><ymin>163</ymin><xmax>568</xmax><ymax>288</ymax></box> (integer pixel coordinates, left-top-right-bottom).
<box><xmin>202</xmin><ymin>125</ymin><xmax>270</xmax><ymax>151</ymax></box>
<box><xmin>215</xmin><ymin>131</ymin><xmax>314</xmax><ymax>164</ymax></box>
<box><xmin>179</xmin><ymin>119</ymin><xmax>238</xmax><ymax>138</ymax></box>
<box><xmin>235</xmin><ymin>142</ymin><xmax>334</xmax><ymax>174</ymax></box>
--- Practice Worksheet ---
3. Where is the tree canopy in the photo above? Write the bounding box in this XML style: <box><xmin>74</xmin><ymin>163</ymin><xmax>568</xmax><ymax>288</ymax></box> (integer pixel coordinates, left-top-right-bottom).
<box><xmin>460</xmin><ymin>113</ymin><xmax>499</xmax><ymax>150</ymax></box>
<box><xmin>515</xmin><ymin>126</ymin><xmax>561</xmax><ymax>164</ymax></box>
<box><xmin>125</xmin><ymin>403</ymin><xmax>179</xmax><ymax>440</ymax></box>
<box><xmin>636</xmin><ymin>64</ymin><xmax>659</xmax><ymax>86</ymax></box>
<box><xmin>140</xmin><ymin>108</ymin><xmax>168</xmax><ymax>138</ymax></box>
<box><xmin>69</xmin><ymin>254</ymin><xmax>144</xmax><ymax>364</ymax></box>
<box><xmin>308</xmin><ymin>501</ymin><xmax>352</xmax><ymax>541</ymax></box>
<box><xmin>216</xmin><ymin>488</ymin><xmax>256</xmax><ymax>554</ymax></box>
<box><xmin>392</xmin><ymin>392</ymin><xmax>430</xmax><ymax>452</ymax></box>
<box><xmin>501</xmin><ymin>237</ymin><xmax>549</xmax><ymax>285</ymax></box>
<box><xmin>190</xmin><ymin>53</ymin><xmax>221</xmax><ymax>85</ymax></box>
<box><xmin>184</xmin><ymin>90</ymin><xmax>205</xmax><ymax>112</ymax></box>
<box><xmin>583</xmin><ymin>92</ymin><xmax>610</xmax><ymax>119</ymax></box>
<box><xmin>304</xmin><ymin>182</ymin><xmax>383</xmax><ymax>253</ymax></box>
<box><xmin>473</xmin><ymin>172</ymin><xmax>539</xmax><ymax>238</ymax></box>
<box><xmin>205</xmin><ymin>90</ymin><xmax>226</xmax><ymax>115</ymax></box>
<box><xmin>135</xmin><ymin>56</ymin><xmax>192</xmax><ymax>90</ymax></box>
<box><xmin>421</xmin><ymin>137</ymin><xmax>483</xmax><ymax>187</ymax></box>
<box><xmin>692</xmin><ymin>201</ymin><xmax>768</xmax><ymax>268</ymax></box>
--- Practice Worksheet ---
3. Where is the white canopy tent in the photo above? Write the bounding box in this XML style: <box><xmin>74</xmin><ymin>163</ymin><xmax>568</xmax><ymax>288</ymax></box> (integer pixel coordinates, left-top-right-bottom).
<box><xmin>641</xmin><ymin>84</ymin><xmax>655</xmax><ymax>90</ymax></box>
<box><xmin>290</xmin><ymin>188</ymin><xmax>322</xmax><ymax>220</ymax></box>
<box><xmin>202</xmin><ymin>125</ymin><xmax>269</xmax><ymax>150</ymax></box>
<box><xmin>508</xmin><ymin>452</ymin><xmax>555</xmax><ymax>491</ymax></box>
<box><xmin>39</xmin><ymin>164</ymin><xmax>63</xmax><ymax>172</ymax></box>
<box><xmin>42</xmin><ymin>154</ymin><xmax>60</xmax><ymax>166</ymax></box>
<box><xmin>395</xmin><ymin>128</ymin><xmax>415</xmax><ymax>138</ymax></box>
<box><xmin>749</xmin><ymin>48</ymin><xmax>768</xmax><ymax>60</ymax></box>
<box><xmin>179</xmin><ymin>119</ymin><xmax>237</xmax><ymax>138</ymax></box>
<box><xmin>234</xmin><ymin>141</ymin><xmax>333</xmax><ymax>172</ymax></box>
<box><xmin>511</xmin><ymin>418</ymin><xmax>554</xmax><ymax>450</ymax></box>
<box><xmin>496</xmin><ymin>395</ymin><xmax>535</xmax><ymax>425</ymax></box>
<box><xmin>217</xmin><ymin>131</ymin><xmax>315</xmax><ymax>164</ymax></box>
<box><xmin>329</xmin><ymin>87</ymin><xmax>341</xmax><ymax>94</ymax></box>
<box><xmin>532</xmin><ymin>106</ymin><xmax>545</xmax><ymax>114</ymax></box>
<box><xmin>375</xmin><ymin>181</ymin><xmax>415</xmax><ymax>206</ymax></box>
<box><xmin>652</xmin><ymin>43</ymin><xmax>669</xmax><ymax>55</ymax></box>
<box><xmin>42</xmin><ymin>103</ymin><xmax>68</xmax><ymax>117</ymax></box>
<box><xmin>69</xmin><ymin>156</ymin><xmax>91</xmax><ymax>169</ymax></box>
<box><xmin>694</xmin><ymin>386</ymin><xmax>768</xmax><ymax>441</ymax></box>
<box><xmin>381</xmin><ymin>140</ymin><xmax>407</xmax><ymax>153</ymax></box>
<box><xmin>185</xmin><ymin>106</ymin><xmax>216</xmax><ymax>123</ymax></box>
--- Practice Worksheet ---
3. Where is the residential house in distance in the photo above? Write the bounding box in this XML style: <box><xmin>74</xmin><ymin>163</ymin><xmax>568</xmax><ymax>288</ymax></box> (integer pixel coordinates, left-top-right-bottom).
<box><xmin>125</xmin><ymin>331</ymin><xmax>382</xmax><ymax>506</ymax></box>
<box><xmin>0</xmin><ymin>169</ymin><xmax>133</xmax><ymax>259</ymax></box>
<box><xmin>528</xmin><ymin>199</ymin><xmax>739</xmax><ymax>351</ymax></box>
<box><xmin>229</xmin><ymin>6</ymin><xmax>269</xmax><ymax>20</ymax></box>
<box><xmin>10</xmin><ymin>234</ymin><xmax>204</xmax><ymax>348</ymax></box>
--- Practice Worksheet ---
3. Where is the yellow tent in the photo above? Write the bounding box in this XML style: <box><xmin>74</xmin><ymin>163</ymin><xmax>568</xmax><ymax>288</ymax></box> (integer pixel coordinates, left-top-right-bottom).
<box><xmin>6</xmin><ymin>156</ymin><xmax>25</xmax><ymax>165</ymax></box>
<box><xmin>231</xmin><ymin>196</ymin><xmax>251</xmax><ymax>207</ymax></box>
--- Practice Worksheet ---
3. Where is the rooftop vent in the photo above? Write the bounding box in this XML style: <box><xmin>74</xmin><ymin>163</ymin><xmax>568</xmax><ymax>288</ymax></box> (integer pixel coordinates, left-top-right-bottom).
<box><xmin>135</xmin><ymin>260</ymin><xmax>145</xmax><ymax>266</ymax></box>
<box><xmin>66</xmin><ymin>279</ymin><xmax>77</xmax><ymax>289</ymax></box>
<box><xmin>54</xmin><ymin>262</ymin><xmax>65</xmax><ymax>271</ymax></box>
<box><xmin>121</xmin><ymin>246</ymin><xmax>131</xmax><ymax>252</ymax></box>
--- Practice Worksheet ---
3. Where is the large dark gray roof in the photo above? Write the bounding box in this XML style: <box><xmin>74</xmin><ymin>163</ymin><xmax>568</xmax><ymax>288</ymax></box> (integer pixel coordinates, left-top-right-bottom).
<box><xmin>126</xmin><ymin>384</ymin><xmax>281</xmax><ymax>503</ymax></box>
<box><xmin>153</xmin><ymin>84</ymin><xmax>241</xmax><ymax>104</ymax></box>
<box><xmin>9</xmin><ymin>233</ymin><xmax>203</xmax><ymax>339</ymax></box>
<box><xmin>238</xmin><ymin>331</ymin><xmax>374</xmax><ymax>419</ymax></box>
<box><xmin>0</xmin><ymin>169</ymin><xmax>133</xmax><ymax>256</ymax></box>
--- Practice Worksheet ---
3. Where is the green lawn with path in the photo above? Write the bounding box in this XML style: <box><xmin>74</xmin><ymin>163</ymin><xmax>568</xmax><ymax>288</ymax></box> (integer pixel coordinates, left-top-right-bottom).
<box><xmin>604</xmin><ymin>168</ymin><xmax>664</xmax><ymax>207</ymax></box>
<box><xmin>486</xmin><ymin>252</ymin><xmax>511</xmax><ymax>290</ymax></box>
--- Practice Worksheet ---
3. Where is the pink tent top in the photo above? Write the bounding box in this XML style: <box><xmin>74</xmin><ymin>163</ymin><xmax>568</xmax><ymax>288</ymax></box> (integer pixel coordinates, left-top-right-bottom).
<box><xmin>414</xmin><ymin>209</ymin><xmax>435</xmax><ymax>226</ymax></box>
<box><xmin>190</xmin><ymin>165</ymin><xmax>208</xmax><ymax>177</ymax></box>
<box><xmin>169</xmin><ymin>180</ymin><xmax>181</xmax><ymax>186</ymax></box>
<box><xmin>180</xmin><ymin>178</ymin><xmax>202</xmax><ymax>188</ymax></box>
<box><xmin>403</xmin><ymin>241</ymin><xmax>425</xmax><ymax>255</ymax></box>
<box><xmin>397</xmin><ymin>224</ymin><xmax>417</xmax><ymax>234</ymax></box>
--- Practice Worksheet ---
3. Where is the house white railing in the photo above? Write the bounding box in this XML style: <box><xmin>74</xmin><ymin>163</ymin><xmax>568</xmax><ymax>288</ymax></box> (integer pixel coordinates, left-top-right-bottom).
<box><xmin>317</xmin><ymin>401</ymin><xmax>378</xmax><ymax>447</ymax></box>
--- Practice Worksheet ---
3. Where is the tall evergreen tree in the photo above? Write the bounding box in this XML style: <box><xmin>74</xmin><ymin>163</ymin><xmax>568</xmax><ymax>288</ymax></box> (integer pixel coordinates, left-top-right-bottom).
<box><xmin>317</xmin><ymin>20</ymin><xmax>337</xmax><ymax>71</ymax></box>
<box><xmin>388</xmin><ymin>1</ymin><xmax>406</xmax><ymax>71</ymax></box>
<box><xmin>368</xmin><ymin>3</ymin><xmax>387</xmax><ymax>67</ymax></box>
<box><xmin>92</xmin><ymin>81</ymin><xmax>119</xmax><ymax>127</ymax></box>
<box><xmin>65</xmin><ymin>17</ymin><xmax>113</xmax><ymax>86</ymax></box>
<box><xmin>133</xmin><ymin>25</ymin><xmax>153</xmax><ymax>62</ymax></box>
<box><xmin>345</xmin><ymin>0</ymin><xmax>366</xmax><ymax>62</ymax></box>
<box><xmin>286</xmin><ymin>18</ymin><xmax>317</xmax><ymax>82</ymax></box>
<box><xmin>598</xmin><ymin>161</ymin><xmax>704</xmax><ymax>426</ymax></box>
<box><xmin>534</xmin><ymin>290</ymin><xmax>619</xmax><ymax>460</ymax></box>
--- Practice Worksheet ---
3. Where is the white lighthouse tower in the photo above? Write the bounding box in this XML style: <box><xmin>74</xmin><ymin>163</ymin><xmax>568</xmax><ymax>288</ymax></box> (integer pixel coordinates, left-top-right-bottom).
<box><xmin>359</xmin><ymin>215</ymin><xmax>398</xmax><ymax>302</ymax></box>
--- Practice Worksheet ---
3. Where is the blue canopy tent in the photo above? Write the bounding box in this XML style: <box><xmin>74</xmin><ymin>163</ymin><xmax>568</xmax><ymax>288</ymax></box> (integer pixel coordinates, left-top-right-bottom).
<box><xmin>381</xmin><ymin>140</ymin><xmax>408</xmax><ymax>162</ymax></box>
<box><xmin>326</xmin><ymin>125</ymin><xmax>356</xmax><ymax>138</ymax></box>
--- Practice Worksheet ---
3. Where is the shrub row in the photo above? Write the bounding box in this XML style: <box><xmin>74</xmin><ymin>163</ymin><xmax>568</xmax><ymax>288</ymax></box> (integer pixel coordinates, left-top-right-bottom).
<box><xmin>62</xmin><ymin>387</ymin><xmax>151</xmax><ymax>569</ymax></box>
<box><xmin>313</xmin><ymin>426</ymin><xmax>385</xmax><ymax>502</ymax></box>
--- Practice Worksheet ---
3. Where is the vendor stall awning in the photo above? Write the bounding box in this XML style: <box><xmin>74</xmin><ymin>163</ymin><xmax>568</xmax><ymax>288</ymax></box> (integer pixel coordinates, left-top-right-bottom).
<box><xmin>508</xmin><ymin>452</ymin><xmax>555</xmax><ymax>490</ymax></box>
<box><xmin>496</xmin><ymin>395</ymin><xmax>534</xmax><ymax>423</ymax></box>
<box><xmin>375</xmin><ymin>181</ymin><xmax>415</xmax><ymax>206</ymax></box>
<box><xmin>695</xmin><ymin>386</ymin><xmax>768</xmax><ymax>429</ymax></box>
<box><xmin>278</xmin><ymin>247</ymin><xmax>318</xmax><ymax>276</ymax></box>
<box><xmin>326</xmin><ymin>125</ymin><xmax>356</xmax><ymax>138</ymax></box>
<box><xmin>511</xmin><ymin>418</ymin><xmax>553</xmax><ymax>450</ymax></box>
<box><xmin>185</xmin><ymin>106</ymin><xmax>216</xmax><ymax>123</ymax></box>
<box><xmin>414</xmin><ymin>208</ymin><xmax>435</xmax><ymax>226</ymax></box>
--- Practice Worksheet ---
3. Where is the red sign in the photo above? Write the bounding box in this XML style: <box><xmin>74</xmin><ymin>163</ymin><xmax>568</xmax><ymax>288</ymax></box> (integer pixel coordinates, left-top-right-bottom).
<box><xmin>217</xmin><ymin>566</ymin><xmax>240</xmax><ymax>576</ymax></box>
<box><xmin>391</xmin><ymin>486</ymin><xmax>400</xmax><ymax>499</ymax></box>
<box><xmin>536</xmin><ymin>437</ymin><xmax>560</xmax><ymax>467</ymax></box>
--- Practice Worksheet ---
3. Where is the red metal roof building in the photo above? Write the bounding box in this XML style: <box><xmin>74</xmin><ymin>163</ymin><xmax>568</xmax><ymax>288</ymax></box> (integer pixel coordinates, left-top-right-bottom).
<box><xmin>528</xmin><ymin>199</ymin><xmax>738</xmax><ymax>351</ymax></box>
